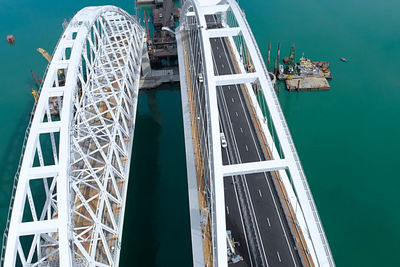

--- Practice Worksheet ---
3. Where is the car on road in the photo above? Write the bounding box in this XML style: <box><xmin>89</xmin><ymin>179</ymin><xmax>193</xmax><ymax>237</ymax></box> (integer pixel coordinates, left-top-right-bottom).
<box><xmin>220</xmin><ymin>132</ymin><xmax>227</xmax><ymax>148</ymax></box>
<box><xmin>198</xmin><ymin>73</ymin><xmax>204</xmax><ymax>83</ymax></box>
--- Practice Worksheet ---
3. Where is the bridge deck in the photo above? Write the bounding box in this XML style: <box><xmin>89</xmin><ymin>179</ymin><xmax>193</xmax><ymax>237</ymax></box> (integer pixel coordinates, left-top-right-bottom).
<box><xmin>206</xmin><ymin>15</ymin><xmax>302</xmax><ymax>266</ymax></box>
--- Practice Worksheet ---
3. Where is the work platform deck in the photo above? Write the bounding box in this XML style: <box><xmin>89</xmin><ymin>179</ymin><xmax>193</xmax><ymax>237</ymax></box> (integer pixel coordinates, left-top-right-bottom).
<box><xmin>139</xmin><ymin>67</ymin><xmax>179</xmax><ymax>89</ymax></box>
<box><xmin>286</xmin><ymin>77</ymin><xmax>330</xmax><ymax>91</ymax></box>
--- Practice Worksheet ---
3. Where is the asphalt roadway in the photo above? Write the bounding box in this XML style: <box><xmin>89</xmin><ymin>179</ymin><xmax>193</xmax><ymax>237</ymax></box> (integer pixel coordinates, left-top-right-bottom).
<box><xmin>205</xmin><ymin>15</ymin><xmax>303</xmax><ymax>267</ymax></box>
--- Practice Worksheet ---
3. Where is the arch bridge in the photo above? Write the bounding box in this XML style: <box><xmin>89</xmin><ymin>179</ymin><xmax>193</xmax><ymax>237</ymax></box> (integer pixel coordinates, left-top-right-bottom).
<box><xmin>177</xmin><ymin>0</ymin><xmax>335</xmax><ymax>266</ymax></box>
<box><xmin>2</xmin><ymin>6</ymin><xmax>144</xmax><ymax>266</ymax></box>
<box><xmin>1</xmin><ymin>1</ymin><xmax>335</xmax><ymax>266</ymax></box>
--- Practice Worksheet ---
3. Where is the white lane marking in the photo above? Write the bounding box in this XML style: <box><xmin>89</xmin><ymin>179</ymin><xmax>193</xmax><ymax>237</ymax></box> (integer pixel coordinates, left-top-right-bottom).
<box><xmin>222</xmin><ymin>64</ymin><xmax>224</xmax><ymax>68</ymax></box>
<box><xmin>214</xmin><ymin>37</ymin><xmax>270</xmax><ymax>267</ymax></box>
<box><xmin>240</xmin><ymin>127</ymin><xmax>243</xmax><ymax>133</ymax></box>
<box><xmin>219</xmin><ymin>36</ymin><xmax>294</xmax><ymax>266</ymax></box>
<box><xmin>235</xmin><ymin>111</ymin><xmax>238</xmax><ymax>117</ymax></box>
<box><xmin>221</xmin><ymin>36</ymin><xmax>298</xmax><ymax>265</ymax></box>
<box><xmin>245</xmin><ymin>145</ymin><xmax>249</xmax><ymax>151</ymax></box>
<box><xmin>267</xmin><ymin>217</ymin><xmax>271</xmax><ymax>227</ymax></box>
<box><xmin>213</xmin><ymin>37</ymin><xmax>258</xmax><ymax>267</ymax></box>
<box><xmin>214</xmin><ymin>52</ymin><xmax>255</xmax><ymax>267</ymax></box>
<box><xmin>228</xmin><ymin>86</ymin><xmax>231</xmax><ymax>90</ymax></box>
<box><xmin>217</xmin><ymin>46</ymin><xmax>219</xmax><ymax>50</ymax></box>
<box><xmin>219</xmin><ymin>54</ymin><xmax>222</xmax><ymax>59</ymax></box>
<box><xmin>258</xmin><ymin>189</ymin><xmax>262</xmax><ymax>198</ymax></box>
<box><xmin>226</xmin><ymin>206</ymin><xmax>230</xmax><ymax>215</ymax></box>
<box><xmin>277</xmin><ymin>251</ymin><xmax>282</xmax><ymax>262</ymax></box>
<box><xmin>231</xmin><ymin>97</ymin><xmax>235</xmax><ymax>103</ymax></box>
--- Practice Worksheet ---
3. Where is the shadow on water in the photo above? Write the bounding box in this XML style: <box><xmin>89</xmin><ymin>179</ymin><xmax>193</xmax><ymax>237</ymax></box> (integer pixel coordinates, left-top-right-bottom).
<box><xmin>145</xmin><ymin>89</ymin><xmax>162</xmax><ymax>126</ymax></box>
<box><xmin>119</xmin><ymin>100</ymin><xmax>162</xmax><ymax>266</ymax></box>
<box><xmin>119</xmin><ymin>87</ymin><xmax>192</xmax><ymax>266</ymax></box>
<box><xmin>140</xmin><ymin>85</ymin><xmax>181</xmax><ymax>125</ymax></box>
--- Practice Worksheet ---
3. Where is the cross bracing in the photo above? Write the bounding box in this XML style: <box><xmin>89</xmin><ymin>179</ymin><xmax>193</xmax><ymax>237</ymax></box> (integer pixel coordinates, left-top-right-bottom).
<box><xmin>2</xmin><ymin>6</ymin><xmax>144</xmax><ymax>267</ymax></box>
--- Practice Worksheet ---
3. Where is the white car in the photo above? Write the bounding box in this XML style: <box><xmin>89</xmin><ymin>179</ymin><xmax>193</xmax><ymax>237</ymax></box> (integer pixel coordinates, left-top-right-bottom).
<box><xmin>220</xmin><ymin>132</ymin><xmax>227</xmax><ymax>148</ymax></box>
<box><xmin>198</xmin><ymin>73</ymin><xmax>204</xmax><ymax>83</ymax></box>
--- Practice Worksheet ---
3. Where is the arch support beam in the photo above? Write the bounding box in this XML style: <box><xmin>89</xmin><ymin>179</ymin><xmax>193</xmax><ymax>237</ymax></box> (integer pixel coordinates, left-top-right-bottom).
<box><xmin>2</xmin><ymin>6</ymin><xmax>144</xmax><ymax>267</ymax></box>
<box><xmin>221</xmin><ymin>160</ymin><xmax>289</xmax><ymax>177</ymax></box>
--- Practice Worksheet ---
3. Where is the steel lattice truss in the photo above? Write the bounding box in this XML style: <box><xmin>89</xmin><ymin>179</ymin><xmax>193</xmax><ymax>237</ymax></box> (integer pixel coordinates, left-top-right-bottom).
<box><xmin>2</xmin><ymin>6</ymin><xmax>144</xmax><ymax>267</ymax></box>
<box><xmin>179</xmin><ymin>0</ymin><xmax>335</xmax><ymax>266</ymax></box>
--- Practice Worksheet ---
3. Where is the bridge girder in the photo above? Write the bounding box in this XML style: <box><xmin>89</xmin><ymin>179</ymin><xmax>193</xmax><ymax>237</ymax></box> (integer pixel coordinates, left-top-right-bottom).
<box><xmin>2</xmin><ymin>6</ymin><xmax>144</xmax><ymax>266</ymax></box>
<box><xmin>179</xmin><ymin>0</ymin><xmax>335</xmax><ymax>266</ymax></box>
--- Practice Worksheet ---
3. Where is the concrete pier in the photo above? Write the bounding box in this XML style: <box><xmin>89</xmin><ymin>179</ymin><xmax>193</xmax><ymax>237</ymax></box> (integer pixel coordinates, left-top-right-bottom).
<box><xmin>139</xmin><ymin>67</ymin><xmax>180</xmax><ymax>89</ymax></box>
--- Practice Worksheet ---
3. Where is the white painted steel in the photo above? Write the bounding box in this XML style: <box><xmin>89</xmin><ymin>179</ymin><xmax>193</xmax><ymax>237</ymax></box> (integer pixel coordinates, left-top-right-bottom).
<box><xmin>214</xmin><ymin>72</ymin><xmax>258</xmax><ymax>86</ymax></box>
<box><xmin>226</xmin><ymin>1</ymin><xmax>335</xmax><ymax>265</ymax></box>
<box><xmin>221</xmin><ymin>160</ymin><xmax>289</xmax><ymax>176</ymax></box>
<box><xmin>179</xmin><ymin>0</ymin><xmax>335</xmax><ymax>266</ymax></box>
<box><xmin>181</xmin><ymin>1</ymin><xmax>227</xmax><ymax>266</ymax></box>
<box><xmin>207</xmin><ymin>27</ymin><xmax>241</xmax><ymax>38</ymax></box>
<box><xmin>3</xmin><ymin>5</ymin><xmax>144</xmax><ymax>267</ymax></box>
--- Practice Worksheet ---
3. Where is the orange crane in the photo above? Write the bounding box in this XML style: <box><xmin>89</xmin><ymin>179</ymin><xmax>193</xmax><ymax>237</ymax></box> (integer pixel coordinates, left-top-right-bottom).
<box><xmin>37</xmin><ymin>48</ymin><xmax>63</xmax><ymax>75</ymax></box>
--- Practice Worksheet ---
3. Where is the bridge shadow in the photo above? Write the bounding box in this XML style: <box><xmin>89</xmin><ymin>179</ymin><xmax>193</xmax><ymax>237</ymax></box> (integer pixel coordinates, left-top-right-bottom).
<box><xmin>120</xmin><ymin>87</ymin><xmax>192</xmax><ymax>266</ymax></box>
<box><xmin>120</xmin><ymin>91</ymin><xmax>162</xmax><ymax>267</ymax></box>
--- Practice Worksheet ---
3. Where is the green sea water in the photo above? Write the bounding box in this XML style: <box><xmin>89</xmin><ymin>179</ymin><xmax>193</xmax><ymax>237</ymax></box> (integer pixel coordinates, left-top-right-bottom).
<box><xmin>0</xmin><ymin>0</ymin><xmax>399</xmax><ymax>266</ymax></box>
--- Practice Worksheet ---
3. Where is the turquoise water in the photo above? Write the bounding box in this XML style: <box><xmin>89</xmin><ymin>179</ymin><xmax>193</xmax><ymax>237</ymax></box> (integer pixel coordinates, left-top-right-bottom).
<box><xmin>239</xmin><ymin>0</ymin><xmax>400</xmax><ymax>266</ymax></box>
<box><xmin>0</xmin><ymin>0</ymin><xmax>400</xmax><ymax>266</ymax></box>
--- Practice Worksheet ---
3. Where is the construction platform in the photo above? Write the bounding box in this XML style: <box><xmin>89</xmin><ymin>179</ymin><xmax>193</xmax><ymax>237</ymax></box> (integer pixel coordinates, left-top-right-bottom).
<box><xmin>278</xmin><ymin>57</ymin><xmax>332</xmax><ymax>91</ymax></box>
<box><xmin>285</xmin><ymin>76</ymin><xmax>330</xmax><ymax>91</ymax></box>
<box><xmin>139</xmin><ymin>67</ymin><xmax>180</xmax><ymax>89</ymax></box>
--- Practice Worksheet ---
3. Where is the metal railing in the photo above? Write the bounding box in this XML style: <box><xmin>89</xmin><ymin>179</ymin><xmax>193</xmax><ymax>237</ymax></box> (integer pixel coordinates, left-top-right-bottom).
<box><xmin>0</xmin><ymin>97</ymin><xmax>39</xmax><ymax>264</ymax></box>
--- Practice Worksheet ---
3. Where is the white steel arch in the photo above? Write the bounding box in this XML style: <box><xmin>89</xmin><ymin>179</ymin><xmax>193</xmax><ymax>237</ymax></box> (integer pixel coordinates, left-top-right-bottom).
<box><xmin>2</xmin><ymin>5</ymin><xmax>144</xmax><ymax>266</ymax></box>
<box><xmin>178</xmin><ymin>0</ymin><xmax>335</xmax><ymax>266</ymax></box>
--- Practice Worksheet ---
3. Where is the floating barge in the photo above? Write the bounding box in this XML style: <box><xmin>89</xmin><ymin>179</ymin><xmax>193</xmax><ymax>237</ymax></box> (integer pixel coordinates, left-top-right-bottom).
<box><xmin>275</xmin><ymin>44</ymin><xmax>332</xmax><ymax>91</ymax></box>
<box><xmin>285</xmin><ymin>76</ymin><xmax>330</xmax><ymax>91</ymax></box>
<box><xmin>280</xmin><ymin>60</ymin><xmax>332</xmax><ymax>91</ymax></box>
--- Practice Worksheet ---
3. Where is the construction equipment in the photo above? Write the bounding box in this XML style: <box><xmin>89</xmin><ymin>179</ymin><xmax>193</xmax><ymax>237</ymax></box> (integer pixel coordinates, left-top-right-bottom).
<box><xmin>37</xmin><ymin>48</ymin><xmax>51</xmax><ymax>62</ymax></box>
<box><xmin>30</xmin><ymin>86</ymin><xmax>38</xmax><ymax>103</ymax></box>
<box><xmin>286</xmin><ymin>43</ymin><xmax>297</xmax><ymax>75</ymax></box>
<box><xmin>37</xmin><ymin>48</ymin><xmax>63</xmax><ymax>75</ymax></box>
<box><xmin>143</xmin><ymin>10</ymin><xmax>150</xmax><ymax>42</ymax></box>
<box><xmin>227</xmin><ymin>230</ymin><xmax>243</xmax><ymax>264</ymax></box>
